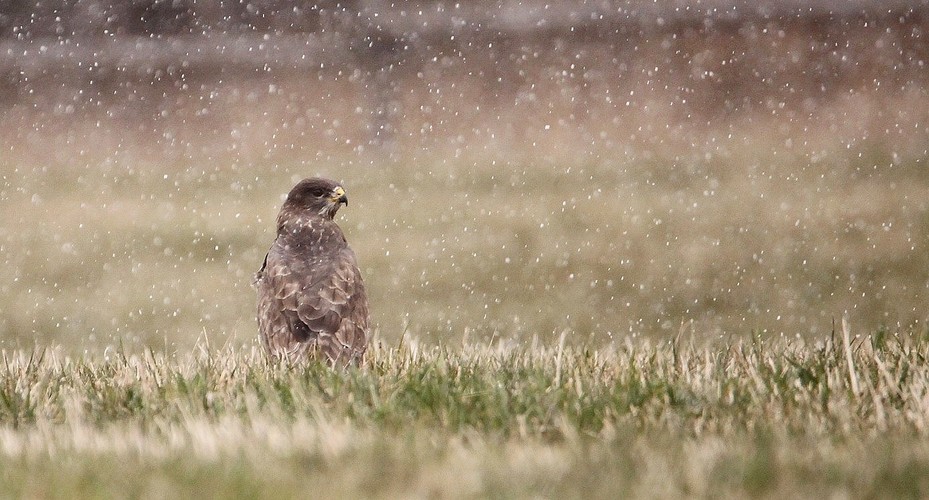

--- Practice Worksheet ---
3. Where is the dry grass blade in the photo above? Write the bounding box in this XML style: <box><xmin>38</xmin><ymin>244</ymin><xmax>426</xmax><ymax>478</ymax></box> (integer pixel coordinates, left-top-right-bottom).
<box><xmin>0</xmin><ymin>335</ymin><xmax>928</xmax><ymax>497</ymax></box>
<box><xmin>842</xmin><ymin>315</ymin><xmax>861</xmax><ymax>396</ymax></box>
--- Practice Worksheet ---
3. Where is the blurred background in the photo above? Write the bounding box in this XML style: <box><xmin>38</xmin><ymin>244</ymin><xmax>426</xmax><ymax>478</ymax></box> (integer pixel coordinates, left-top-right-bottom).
<box><xmin>0</xmin><ymin>1</ymin><xmax>927</xmax><ymax>353</ymax></box>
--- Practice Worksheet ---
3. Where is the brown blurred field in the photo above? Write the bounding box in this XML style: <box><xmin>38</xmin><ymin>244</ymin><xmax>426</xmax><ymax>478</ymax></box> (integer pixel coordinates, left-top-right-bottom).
<box><xmin>0</xmin><ymin>6</ymin><xmax>928</xmax><ymax>353</ymax></box>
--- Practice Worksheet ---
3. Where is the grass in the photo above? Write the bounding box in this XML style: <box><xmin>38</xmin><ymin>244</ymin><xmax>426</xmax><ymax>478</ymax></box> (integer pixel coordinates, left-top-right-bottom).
<box><xmin>2</xmin><ymin>114</ymin><xmax>928</xmax><ymax>352</ymax></box>
<box><xmin>0</xmin><ymin>15</ymin><xmax>928</xmax><ymax>496</ymax></box>
<box><xmin>2</xmin><ymin>329</ymin><xmax>929</xmax><ymax>498</ymax></box>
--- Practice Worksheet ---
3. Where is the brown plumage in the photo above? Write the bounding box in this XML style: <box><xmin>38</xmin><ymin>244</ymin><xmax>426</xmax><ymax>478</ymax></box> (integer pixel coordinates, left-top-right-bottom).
<box><xmin>255</xmin><ymin>178</ymin><xmax>369</xmax><ymax>366</ymax></box>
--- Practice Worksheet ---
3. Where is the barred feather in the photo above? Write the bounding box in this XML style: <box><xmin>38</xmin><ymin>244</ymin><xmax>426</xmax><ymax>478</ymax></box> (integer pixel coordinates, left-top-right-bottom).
<box><xmin>255</xmin><ymin>178</ymin><xmax>369</xmax><ymax>367</ymax></box>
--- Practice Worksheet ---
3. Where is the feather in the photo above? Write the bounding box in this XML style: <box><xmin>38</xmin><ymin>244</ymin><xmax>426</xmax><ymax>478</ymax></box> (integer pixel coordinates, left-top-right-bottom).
<box><xmin>255</xmin><ymin>178</ymin><xmax>369</xmax><ymax>366</ymax></box>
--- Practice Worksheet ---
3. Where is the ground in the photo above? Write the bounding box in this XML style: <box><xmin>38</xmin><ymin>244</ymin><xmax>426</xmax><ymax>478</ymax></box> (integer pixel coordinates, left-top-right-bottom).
<box><xmin>2</xmin><ymin>332</ymin><xmax>929</xmax><ymax>498</ymax></box>
<box><xmin>1</xmin><ymin>11</ymin><xmax>928</xmax><ymax>496</ymax></box>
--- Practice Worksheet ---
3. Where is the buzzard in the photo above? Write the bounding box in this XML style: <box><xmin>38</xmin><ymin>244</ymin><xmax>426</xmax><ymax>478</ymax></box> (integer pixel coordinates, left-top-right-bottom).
<box><xmin>255</xmin><ymin>178</ymin><xmax>369</xmax><ymax>366</ymax></box>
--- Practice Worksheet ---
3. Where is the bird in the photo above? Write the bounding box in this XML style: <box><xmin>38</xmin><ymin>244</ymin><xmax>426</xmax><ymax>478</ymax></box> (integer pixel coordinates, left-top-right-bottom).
<box><xmin>254</xmin><ymin>177</ymin><xmax>369</xmax><ymax>367</ymax></box>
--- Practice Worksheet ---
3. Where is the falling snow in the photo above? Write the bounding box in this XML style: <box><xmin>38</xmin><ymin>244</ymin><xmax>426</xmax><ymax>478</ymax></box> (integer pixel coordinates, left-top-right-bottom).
<box><xmin>0</xmin><ymin>1</ymin><xmax>927</xmax><ymax>353</ymax></box>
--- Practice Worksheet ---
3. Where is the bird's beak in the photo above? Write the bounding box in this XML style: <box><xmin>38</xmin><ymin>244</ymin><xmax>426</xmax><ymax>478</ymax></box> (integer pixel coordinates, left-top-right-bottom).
<box><xmin>332</xmin><ymin>186</ymin><xmax>348</xmax><ymax>206</ymax></box>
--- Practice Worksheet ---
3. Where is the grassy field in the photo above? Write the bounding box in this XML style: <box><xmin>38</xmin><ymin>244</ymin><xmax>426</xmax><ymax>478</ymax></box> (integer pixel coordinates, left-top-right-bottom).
<box><xmin>1</xmin><ymin>12</ymin><xmax>929</xmax><ymax>352</ymax></box>
<box><xmin>1</xmin><ymin>85</ymin><xmax>928</xmax><ymax>353</ymax></box>
<box><xmin>2</xmin><ymin>327</ymin><xmax>929</xmax><ymax>498</ymax></box>
<box><xmin>0</xmin><ymin>11</ymin><xmax>928</xmax><ymax>496</ymax></box>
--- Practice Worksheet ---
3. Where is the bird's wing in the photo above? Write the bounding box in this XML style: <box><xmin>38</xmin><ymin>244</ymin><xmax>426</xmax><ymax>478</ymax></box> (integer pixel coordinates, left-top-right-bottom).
<box><xmin>258</xmin><ymin>242</ymin><xmax>368</xmax><ymax>365</ymax></box>
<box><xmin>257</xmin><ymin>245</ymin><xmax>314</xmax><ymax>357</ymax></box>
<box><xmin>298</xmin><ymin>247</ymin><xmax>369</xmax><ymax>366</ymax></box>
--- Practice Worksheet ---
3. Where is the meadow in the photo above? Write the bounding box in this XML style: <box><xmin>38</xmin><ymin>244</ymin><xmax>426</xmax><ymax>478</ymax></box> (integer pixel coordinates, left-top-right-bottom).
<box><xmin>1</xmin><ymin>7</ymin><xmax>928</xmax><ymax>496</ymax></box>
<box><xmin>3</xmin><ymin>327</ymin><xmax>929</xmax><ymax>498</ymax></box>
<box><xmin>1</xmin><ymin>72</ymin><xmax>927</xmax><ymax>353</ymax></box>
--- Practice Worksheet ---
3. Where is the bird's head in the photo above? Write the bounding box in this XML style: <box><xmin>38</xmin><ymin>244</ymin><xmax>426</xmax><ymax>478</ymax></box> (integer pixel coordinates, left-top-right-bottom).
<box><xmin>282</xmin><ymin>177</ymin><xmax>349</xmax><ymax>221</ymax></box>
